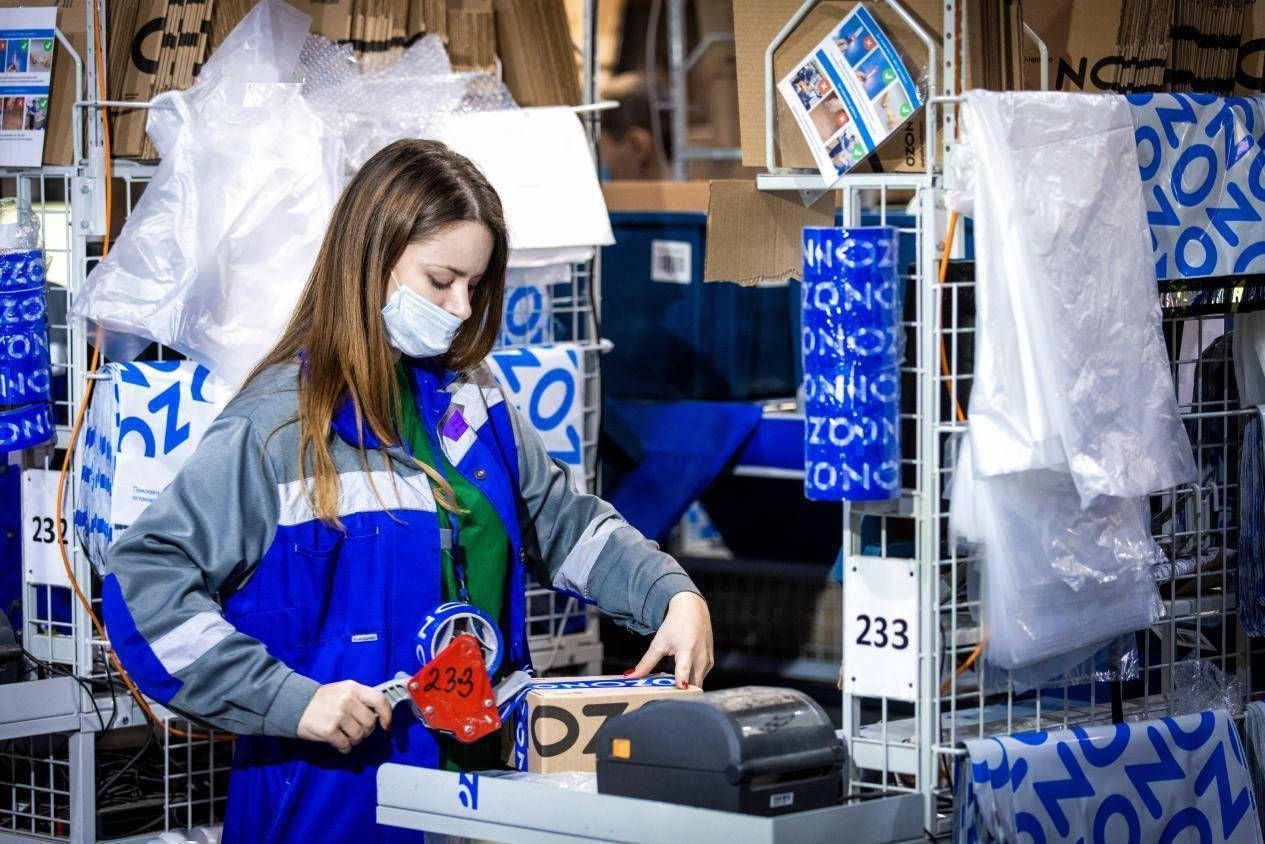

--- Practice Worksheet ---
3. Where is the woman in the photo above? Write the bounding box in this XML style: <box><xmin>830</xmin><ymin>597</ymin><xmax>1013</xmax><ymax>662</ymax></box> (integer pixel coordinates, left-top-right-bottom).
<box><xmin>103</xmin><ymin>139</ymin><xmax>713</xmax><ymax>842</ymax></box>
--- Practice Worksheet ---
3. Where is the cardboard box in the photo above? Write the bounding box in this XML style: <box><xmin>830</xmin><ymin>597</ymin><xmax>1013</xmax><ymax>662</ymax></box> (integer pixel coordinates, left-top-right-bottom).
<box><xmin>1021</xmin><ymin>1</ymin><xmax>1265</xmax><ymax>95</ymax></box>
<box><xmin>0</xmin><ymin>0</ymin><xmax>86</xmax><ymax>166</ymax></box>
<box><xmin>734</xmin><ymin>0</ymin><xmax>942</xmax><ymax>171</ymax></box>
<box><xmin>504</xmin><ymin>675</ymin><xmax>701</xmax><ymax>774</ymax></box>
<box><xmin>601</xmin><ymin>179</ymin><xmax>711</xmax><ymax>213</ymax></box>
<box><xmin>602</xmin><ymin>180</ymin><xmax>833</xmax><ymax>287</ymax></box>
<box><xmin>704</xmin><ymin>179</ymin><xmax>834</xmax><ymax>286</ymax></box>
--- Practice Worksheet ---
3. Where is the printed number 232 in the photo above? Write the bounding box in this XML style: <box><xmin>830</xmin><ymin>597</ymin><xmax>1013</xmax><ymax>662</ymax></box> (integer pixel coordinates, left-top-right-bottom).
<box><xmin>31</xmin><ymin>516</ymin><xmax>66</xmax><ymax>545</ymax></box>
<box><xmin>855</xmin><ymin>614</ymin><xmax>908</xmax><ymax>650</ymax></box>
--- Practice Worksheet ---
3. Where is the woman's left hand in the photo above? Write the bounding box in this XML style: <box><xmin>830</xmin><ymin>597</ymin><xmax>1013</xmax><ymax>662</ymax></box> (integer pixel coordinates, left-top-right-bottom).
<box><xmin>629</xmin><ymin>591</ymin><xmax>714</xmax><ymax>689</ymax></box>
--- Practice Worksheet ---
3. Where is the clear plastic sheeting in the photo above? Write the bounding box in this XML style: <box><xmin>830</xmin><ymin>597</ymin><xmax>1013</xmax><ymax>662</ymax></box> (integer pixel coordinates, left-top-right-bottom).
<box><xmin>71</xmin><ymin>0</ymin><xmax>342</xmax><ymax>386</ymax></box>
<box><xmin>300</xmin><ymin>33</ymin><xmax>517</xmax><ymax>172</ymax></box>
<box><xmin>949</xmin><ymin>434</ymin><xmax>1162</xmax><ymax>671</ymax></box>
<box><xmin>965</xmin><ymin>633</ymin><xmax>1141</xmax><ymax>697</ymax></box>
<box><xmin>1170</xmin><ymin>657</ymin><xmax>1244</xmax><ymax>718</ymax></box>
<box><xmin>0</xmin><ymin>197</ymin><xmax>39</xmax><ymax>250</ymax></box>
<box><xmin>954</xmin><ymin>91</ymin><xmax>1196</xmax><ymax>504</ymax></box>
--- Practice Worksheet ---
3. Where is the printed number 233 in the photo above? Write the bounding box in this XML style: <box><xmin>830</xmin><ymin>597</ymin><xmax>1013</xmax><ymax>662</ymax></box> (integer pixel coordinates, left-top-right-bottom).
<box><xmin>855</xmin><ymin>614</ymin><xmax>908</xmax><ymax>650</ymax></box>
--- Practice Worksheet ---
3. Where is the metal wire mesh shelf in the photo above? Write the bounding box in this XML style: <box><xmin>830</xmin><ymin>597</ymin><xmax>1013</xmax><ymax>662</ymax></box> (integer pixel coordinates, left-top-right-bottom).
<box><xmin>836</xmin><ymin>175</ymin><xmax>1265</xmax><ymax>835</ymax></box>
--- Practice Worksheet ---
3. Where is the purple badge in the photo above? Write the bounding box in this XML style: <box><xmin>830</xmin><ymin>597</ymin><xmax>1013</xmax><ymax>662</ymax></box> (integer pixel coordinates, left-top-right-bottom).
<box><xmin>442</xmin><ymin>409</ymin><xmax>470</xmax><ymax>440</ymax></box>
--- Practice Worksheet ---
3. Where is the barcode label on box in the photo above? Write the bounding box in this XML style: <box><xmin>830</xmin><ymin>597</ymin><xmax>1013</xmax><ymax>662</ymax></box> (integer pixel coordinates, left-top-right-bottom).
<box><xmin>650</xmin><ymin>240</ymin><xmax>692</xmax><ymax>284</ymax></box>
<box><xmin>770</xmin><ymin>792</ymin><xmax>794</xmax><ymax>808</ymax></box>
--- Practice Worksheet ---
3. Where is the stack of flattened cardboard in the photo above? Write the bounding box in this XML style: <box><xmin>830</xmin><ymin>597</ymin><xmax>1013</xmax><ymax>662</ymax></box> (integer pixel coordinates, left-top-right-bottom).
<box><xmin>446</xmin><ymin>0</ymin><xmax>495</xmax><ymax>70</ymax></box>
<box><xmin>493</xmin><ymin>0</ymin><xmax>581</xmax><ymax>106</ymax></box>
<box><xmin>1021</xmin><ymin>0</ymin><xmax>1265</xmax><ymax>95</ymax></box>
<box><xmin>104</xmin><ymin>0</ymin><xmax>574</xmax><ymax>160</ymax></box>
<box><xmin>349</xmin><ymin>0</ymin><xmax>420</xmax><ymax>73</ymax></box>
<box><xmin>422</xmin><ymin>0</ymin><xmax>446</xmax><ymax>41</ymax></box>
<box><xmin>1113</xmin><ymin>0</ymin><xmax>1175</xmax><ymax>91</ymax></box>
<box><xmin>109</xmin><ymin>0</ymin><xmax>216</xmax><ymax>159</ymax></box>
<box><xmin>209</xmin><ymin>0</ymin><xmax>250</xmax><ymax>52</ymax></box>
<box><xmin>273</xmin><ymin>1</ymin><xmax>483</xmax><ymax>70</ymax></box>
<box><xmin>963</xmin><ymin>0</ymin><xmax>1026</xmax><ymax>91</ymax></box>
<box><xmin>1114</xmin><ymin>0</ymin><xmax>1247</xmax><ymax>93</ymax></box>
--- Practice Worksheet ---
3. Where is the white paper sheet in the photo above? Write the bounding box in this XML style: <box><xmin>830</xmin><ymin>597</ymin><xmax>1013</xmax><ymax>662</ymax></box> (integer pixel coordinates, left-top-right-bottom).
<box><xmin>437</xmin><ymin>108</ymin><xmax>614</xmax><ymax>254</ymax></box>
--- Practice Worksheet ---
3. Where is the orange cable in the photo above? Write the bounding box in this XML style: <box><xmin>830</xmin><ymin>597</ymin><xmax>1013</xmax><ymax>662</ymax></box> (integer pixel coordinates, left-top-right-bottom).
<box><xmin>52</xmin><ymin>5</ymin><xmax>227</xmax><ymax>742</ymax></box>
<box><xmin>939</xmin><ymin>210</ymin><xmax>966</xmax><ymax>423</ymax></box>
<box><xmin>937</xmin><ymin>209</ymin><xmax>984</xmax><ymax>695</ymax></box>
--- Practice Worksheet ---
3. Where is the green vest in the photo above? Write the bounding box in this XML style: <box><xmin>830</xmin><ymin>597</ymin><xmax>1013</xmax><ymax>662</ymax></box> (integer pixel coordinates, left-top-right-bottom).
<box><xmin>394</xmin><ymin>363</ymin><xmax>510</xmax><ymax>772</ymax></box>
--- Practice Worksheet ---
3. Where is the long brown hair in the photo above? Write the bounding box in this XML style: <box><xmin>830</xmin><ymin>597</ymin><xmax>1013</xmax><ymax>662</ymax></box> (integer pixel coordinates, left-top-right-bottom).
<box><xmin>246</xmin><ymin>139</ymin><xmax>508</xmax><ymax>525</ymax></box>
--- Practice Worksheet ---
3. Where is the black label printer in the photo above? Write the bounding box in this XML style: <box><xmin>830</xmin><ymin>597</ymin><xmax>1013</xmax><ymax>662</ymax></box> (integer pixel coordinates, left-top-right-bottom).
<box><xmin>594</xmin><ymin>686</ymin><xmax>847</xmax><ymax>816</ymax></box>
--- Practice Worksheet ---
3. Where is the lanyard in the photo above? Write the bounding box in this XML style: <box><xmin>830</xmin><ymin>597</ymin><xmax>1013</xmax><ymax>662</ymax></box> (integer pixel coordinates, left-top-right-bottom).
<box><xmin>436</xmin><ymin>497</ymin><xmax>472</xmax><ymax>605</ymax></box>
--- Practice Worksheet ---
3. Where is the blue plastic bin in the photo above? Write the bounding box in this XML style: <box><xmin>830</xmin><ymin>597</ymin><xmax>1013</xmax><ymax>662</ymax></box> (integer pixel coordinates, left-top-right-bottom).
<box><xmin>601</xmin><ymin>211</ymin><xmax>797</xmax><ymax>401</ymax></box>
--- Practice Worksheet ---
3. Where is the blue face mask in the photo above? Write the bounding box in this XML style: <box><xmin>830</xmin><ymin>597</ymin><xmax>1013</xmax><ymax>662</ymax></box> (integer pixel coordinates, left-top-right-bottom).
<box><xmin>381</xmin><ymin>274</ymin><xmax>465</xmax><ymax>359</ymax></box>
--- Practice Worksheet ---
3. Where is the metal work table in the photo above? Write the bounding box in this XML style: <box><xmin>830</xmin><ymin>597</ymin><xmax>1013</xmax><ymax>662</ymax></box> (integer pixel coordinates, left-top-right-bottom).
<box><xmin>377</xmin><ymin>764</ymin><xmax>924</xmax><ymax>844</ymax></box>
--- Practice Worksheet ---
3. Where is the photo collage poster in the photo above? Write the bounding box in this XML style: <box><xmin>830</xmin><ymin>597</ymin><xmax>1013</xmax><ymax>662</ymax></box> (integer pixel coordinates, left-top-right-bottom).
<box><xmin>777</xmin><ymin>6</ymin><xmax>924</xmax><ymax>182</ymax></box>
<box><xmin>0</xmin><ymin>7</ymin><xmax>55</xmax><ymax>167</ymax></box>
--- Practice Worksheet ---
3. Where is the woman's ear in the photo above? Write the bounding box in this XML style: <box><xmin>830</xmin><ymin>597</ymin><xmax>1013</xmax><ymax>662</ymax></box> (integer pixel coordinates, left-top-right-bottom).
<box><xmin>625</xmin><ymin>126</ymin><xmax>658</xmax><ymax>175</ymax></box>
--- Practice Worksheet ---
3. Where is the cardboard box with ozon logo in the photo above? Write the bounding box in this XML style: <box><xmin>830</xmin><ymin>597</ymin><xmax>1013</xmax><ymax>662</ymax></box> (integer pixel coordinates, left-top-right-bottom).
<box><xmin>502</xmin><ymin>675</ymin><xmax>702</xmax><ymax>774</ymax></box>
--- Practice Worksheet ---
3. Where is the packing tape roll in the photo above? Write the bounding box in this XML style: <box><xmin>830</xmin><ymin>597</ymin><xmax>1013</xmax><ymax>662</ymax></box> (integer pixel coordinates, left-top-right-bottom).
<box><xmin>801</xmin><ymin>226</ymin><xmax>903</xmax><ymax>502</ymax></box>
<box><xmin>0</xmin><ymin>286</ymin><xmax>51</xmax><ymax>404</ymax></box>
<box><xmin>0</xmin><ymin>401</ymin><xmax>54</xmax><ymax>454</ymax></box>
<box><xmin>0</xmin><ymin>250</ymin><xmax>45</xmax><ymax>292</ymax></box>
<box><xmin>415</xmin><ymin>600</ymin><xmax>504</xmax><ymax>676</ymax></box>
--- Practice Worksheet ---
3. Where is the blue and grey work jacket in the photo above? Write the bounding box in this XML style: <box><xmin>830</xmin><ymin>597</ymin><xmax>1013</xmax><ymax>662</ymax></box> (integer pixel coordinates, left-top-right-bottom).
<box><xmin>102</xmin><ymin>359</ymin><xmax>699</xmax><ymax>842</ymax></box>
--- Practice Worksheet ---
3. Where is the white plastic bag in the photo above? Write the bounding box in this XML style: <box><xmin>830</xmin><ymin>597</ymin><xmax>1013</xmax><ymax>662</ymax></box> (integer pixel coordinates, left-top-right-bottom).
<box><xmin>961</xmin><ymin>91</ymin><xmax>1196</xmax><ymax>504</ymax></box>
<box><xmin>950</xmin><ymin>434</ymin><xmax>1162</xmax><ymax>671</ymax></box>
<box><xmin>71</xmin><ymin>0</ymin><xmax>343</xmax><ymax>387</ymax></box>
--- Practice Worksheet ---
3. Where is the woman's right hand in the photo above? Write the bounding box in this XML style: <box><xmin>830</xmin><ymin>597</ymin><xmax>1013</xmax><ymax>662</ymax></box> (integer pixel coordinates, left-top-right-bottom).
<box><xmin>296</xmin><ymin>681</ymin><xmax>393</xmax><ymax>753</ymax></box>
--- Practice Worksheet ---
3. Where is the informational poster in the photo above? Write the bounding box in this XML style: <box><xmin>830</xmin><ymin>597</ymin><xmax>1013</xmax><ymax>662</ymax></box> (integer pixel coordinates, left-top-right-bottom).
<box><xmin>0</xmin><ymin>8</ymin><xmax>56</xmax><ymax>167</ymax></box>
<box><xmin>777</xmin><ymin>5</ymin><xmax>924</xmax><ymax>181</ymax></box>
